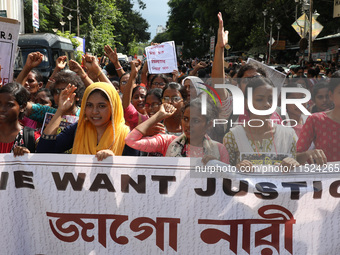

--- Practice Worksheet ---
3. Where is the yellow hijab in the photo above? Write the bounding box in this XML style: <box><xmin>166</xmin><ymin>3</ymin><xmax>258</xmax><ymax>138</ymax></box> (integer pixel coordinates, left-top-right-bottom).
<box><xmin>72</xmin><ymin>82</ymin><xmax>130</xmax><ymax>156</ymax></box>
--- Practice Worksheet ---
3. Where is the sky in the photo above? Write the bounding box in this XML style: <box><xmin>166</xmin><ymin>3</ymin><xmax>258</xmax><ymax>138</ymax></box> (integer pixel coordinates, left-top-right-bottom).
<box><xmin>133</xmin><ymin>0</ymin><xmax>169</xmax><ymax>40</ymax></box>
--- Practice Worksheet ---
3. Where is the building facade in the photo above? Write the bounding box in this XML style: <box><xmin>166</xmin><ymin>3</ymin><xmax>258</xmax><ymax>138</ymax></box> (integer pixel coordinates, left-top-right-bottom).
<box><xmin>0</xmin><ymin>0</ymin><xmax>25</xmax><ymax>33</ymax></box>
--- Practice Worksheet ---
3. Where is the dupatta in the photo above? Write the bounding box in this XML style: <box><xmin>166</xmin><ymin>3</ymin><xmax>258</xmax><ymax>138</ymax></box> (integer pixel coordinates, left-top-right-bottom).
<box><xmin>72</xmin><ymin>82</ymin><xmax>130</xmax><ymax>156</ymax></box>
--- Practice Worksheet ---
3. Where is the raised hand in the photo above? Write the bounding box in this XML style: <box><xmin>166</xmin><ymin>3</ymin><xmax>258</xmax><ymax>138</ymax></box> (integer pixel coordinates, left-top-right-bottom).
<box><xmin>83</xmin><ymin>54</ymin><xmax>101</xmax><ymax>80</ymax></box>
<box><xmin>217</xmin><ymin>12</ymin><xmax>229</xmax><ymax>48</ymax></box>
<box><xmin>104</xmin><ymin>45</ymin><xmax>118</xmax><ymax>64</ymax></box>
<box><xmin>56</xmin><ymin>56</ymin><xmax>67</xmax><ymax>70</ymax></box>
<box><xmin>69</xmin><ymin>59</ymin><xmax>85</xmax><ymax>76</ymax></box>
<box><xmin>58</xmin><ymin>84</ymin><xmax>77</xmax><ymax>114</ymax></box>
<box><xmin>158</xmin><ymin>103</ymin><xmax>176</xmax><ymax>118</ymax></box>
<box><xmin>197</xmin><ymin>61</ymin><xmax>207</xmax><ymax>69</ymax></box>
<box><xmin>130</xmin><ymin>59</ymin><xmax>142</xmax><ymax>79</ymax></box>
<box><xmin>25</xmin><ymin>52</ymin><xmax>43</xmax><ymax>68</ymax></box>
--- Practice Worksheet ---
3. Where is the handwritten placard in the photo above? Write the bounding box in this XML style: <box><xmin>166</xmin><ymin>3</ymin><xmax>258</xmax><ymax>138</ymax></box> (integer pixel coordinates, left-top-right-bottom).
<box><xmin>0</xmin><ymin>17</ymin><xmax>20</xmax><ymax>85</ymax></box>
<box><xmin>145</xmin><ymin>41</ymin><xmax>178</xmax><ymax>74</ymax></box>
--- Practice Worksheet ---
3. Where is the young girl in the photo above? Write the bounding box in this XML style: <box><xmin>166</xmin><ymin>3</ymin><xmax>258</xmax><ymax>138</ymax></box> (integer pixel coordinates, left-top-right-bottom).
<box><xmin>309</xmin><ymin>81</ymin><xmax>332</xmax><ymax>113</ymax></box>
<box><xmin>34</xmin><ymin>88</ymin><xmax>54</xmax><ymax>107</ymax></box>
<box><xmin>36</xmin><ymin>82</ymin><xmax>130</xmax><ymax>160</ymax></box>
<box><xmin>223</xmin><ymin>77</ymin><xmax>299</xmax><ymax>169</ymax></box>
<box><xmin>125</xmin><ymin>98</ymin><xmax>229</xmax><ymax>163</ymax></box>
<box><xmin>145</xmin><ymin>88</ymin><xmax>162</xmax><ymax>117</ymax></box>
<box><xmin>131</xmin><ymin>85</ymin><xmax>147</xmax><ymax>115</ymax></box>
<box><xmin>0</xmin><ymin>83</ymin><xmax>40</xmax><ymax>156</ymax></box>
<box><xmin>162</xmin><ymin>82</ymin><xmax>187</xmax><ymax>135</ymax></box>
<box><xmin>297</xmin><ymin>73</ymin><xmax>340</xmax><ymax>164</ymax></box>
<box><xmin>150</xmin><ymin>74</ymin><xmax>168</xmax><ymax>90</ymax></box>
<box><xmin>280</xmin><ymin>82</ymin><xmax>308</xmax><ymax>137</ymax></box>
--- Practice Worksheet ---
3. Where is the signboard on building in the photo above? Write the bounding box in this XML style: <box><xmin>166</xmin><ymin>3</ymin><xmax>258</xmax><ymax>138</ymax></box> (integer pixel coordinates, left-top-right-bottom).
<box><xmin>32</xmin><ymin>0</ymin><xmax>39</xmax><ymax>30</ymax></box>
<box><xmin>328</xmin><ymin>45</ymin><xmax>339</xmax><ymax>55</ymax></box>
<box><xmin>271</xmin><ymin>40</ymin><xmax>286</xmax><ymax>50</ymax></box>
<box><xmin>0</xmin><ymin>10</ymin><xmax>7</xmax><ymax>17</ymax></box>
<box><xmin>334</xmin><ymin>0</ymin><xmax>340</xmax><ymax>17</ymax></box>
<box><xmin>210</xmin><ymin>36</ymin><xmax>215</xmax><ymax>53</ymax></box>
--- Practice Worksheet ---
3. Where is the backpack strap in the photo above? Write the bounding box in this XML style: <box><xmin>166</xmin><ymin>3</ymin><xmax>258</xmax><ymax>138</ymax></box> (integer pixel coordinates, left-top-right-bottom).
<box><xmin>23</xmin><ymin>126</ymin><xmax>36</xmax><ymax>153</ymax></box>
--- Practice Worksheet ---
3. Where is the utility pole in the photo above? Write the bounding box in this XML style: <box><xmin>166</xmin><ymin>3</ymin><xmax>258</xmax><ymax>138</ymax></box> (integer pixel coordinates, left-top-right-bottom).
<box><xmin>77</xmin><ymin>0</ymin><xmax>80</xmax><ymax>36</ymax></box>
<box><xmin>308</xmin><ymin>0</ymin><xmax>313</xmax><ymax>62</ymax></box>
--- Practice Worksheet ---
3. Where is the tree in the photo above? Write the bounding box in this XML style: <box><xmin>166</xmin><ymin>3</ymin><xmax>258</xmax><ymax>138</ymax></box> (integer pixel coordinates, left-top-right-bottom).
<box><xmin>152</xmin><ymin>31</ymin><xmax>171</xmax><ymax>43</ymax></box>
<box><xmin>113</xmin><ymin>0</ymin><xmax>150</xmax><ymax>54</ymax></box>
<box><xmin>165</xmin><ymin>0</ymin><xmax>339</xmax><ymax>58</ymax></box>
<box><xmin>23</xmin><ymin>0</ymin><xmax>150</xmax><ymax>55</ymax></box>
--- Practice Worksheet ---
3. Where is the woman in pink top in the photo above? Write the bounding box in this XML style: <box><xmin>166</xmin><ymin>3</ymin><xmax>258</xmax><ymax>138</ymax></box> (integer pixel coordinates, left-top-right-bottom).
<box><xmin>297</xmin><ymin>71</ymin><xmax>340</xmax><ymax>164</ymax></box>
<box><xmin>125</xmin><ymin>98</ymin><xmax>229</xmax><ymax>163</ymax></box>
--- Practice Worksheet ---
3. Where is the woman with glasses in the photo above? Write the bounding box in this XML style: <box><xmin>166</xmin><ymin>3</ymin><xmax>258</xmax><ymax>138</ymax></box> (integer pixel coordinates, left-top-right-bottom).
<box><xmin>145</xmin><ymin>88</ymin><xmax>162</xmax><ymax>117</ymax></box>
<box><xmin>161</xmin><ymin>82</ymin><xmax>187</xmax><ymax>136</ymax></box>
<box><xmin>150</xmin><ymin>74</ymin><xmax>168</xmax><ymax>90</ymax></box>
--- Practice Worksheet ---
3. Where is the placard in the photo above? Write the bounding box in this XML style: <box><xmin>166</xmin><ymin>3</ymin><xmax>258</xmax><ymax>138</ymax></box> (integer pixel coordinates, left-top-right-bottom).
<box><xmin>146</xmin><ymin>41</ymin><xmax>178</xmax><ymax>74</ymax></box>
<box><xmin>0</xmin><ymin>17</ymin><xmax>20</xmax><ymax>85</ymax></box>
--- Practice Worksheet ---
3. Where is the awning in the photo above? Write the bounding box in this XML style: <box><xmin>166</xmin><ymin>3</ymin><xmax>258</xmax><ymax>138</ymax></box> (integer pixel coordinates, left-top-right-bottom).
<box><xmin>315</xmin><ymin>33</ymin><xmax>340</xmax><ymax>41</ymax></box>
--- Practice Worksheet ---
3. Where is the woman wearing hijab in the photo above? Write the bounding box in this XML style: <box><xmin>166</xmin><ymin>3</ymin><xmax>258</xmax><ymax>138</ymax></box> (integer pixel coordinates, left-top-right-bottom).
<box><xmin>36</xmin><ymin>82</ymin><xmax>130</xmax><ymax>160</ymax></box>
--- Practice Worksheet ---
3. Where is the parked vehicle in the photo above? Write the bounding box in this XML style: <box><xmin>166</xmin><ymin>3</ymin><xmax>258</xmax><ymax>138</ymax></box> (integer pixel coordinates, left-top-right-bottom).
<box><xmin>14</xmin><ymin>33</ymin><xmax>75</xmax><ymax>82</ymax></box>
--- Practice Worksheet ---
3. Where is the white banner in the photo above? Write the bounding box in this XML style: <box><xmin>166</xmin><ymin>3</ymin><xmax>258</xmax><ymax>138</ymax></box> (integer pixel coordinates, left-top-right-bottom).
<box><xmin>1</xmin><ymin>154</ymin><xmax>340</xmax><ymax>254</ymax></box>
<box><xmin>146</xmin><ymin>41</ymin><xmax>178</xmax><ymax>74</ymax></box>
<box><xmin>0</xmin><ymin>17</ymin><xmax>20</xmax><ymax>84</ymax></box>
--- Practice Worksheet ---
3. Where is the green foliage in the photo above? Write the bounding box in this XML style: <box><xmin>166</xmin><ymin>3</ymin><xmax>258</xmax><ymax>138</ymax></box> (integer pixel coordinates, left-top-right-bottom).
<box><xmin>152</xmin><ymin>31</ymin><xmax>171</xmax><ymax>44</ymax></box>
<box><xmin>114</xmin><ymin>0</ymin><xmax>150</xmax><ymax>54</ymax></box>
<box><xmin>56</xmin><ymin>31</ymin><xmax>82</xmax><ymax>63</ymax></box>
<box><xmin>128</xmin><ymin>42</ymin><xmax>149</xmax><ymax>56</ymax></box>
<box><xmin>165</xmin><ymin>0</ymin><xmax>339</xmax><ymax>57</ymax></box>
<box><xmin>23</xmin><ymin>0</ymin><xmax>150</xmax><ymax>56</ymax></box>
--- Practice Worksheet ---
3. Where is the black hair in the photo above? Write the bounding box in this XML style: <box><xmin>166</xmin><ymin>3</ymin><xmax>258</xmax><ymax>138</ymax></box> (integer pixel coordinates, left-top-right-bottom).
<box><xmin>132</xmin><ymin>85</ymin><xmax>147</xmax><ymax>97</ymax></box>
<box><xmin>0</xmin><ymin>82</ymin><xmax>30</xmax><ymax>119</ymax></box>
<box><xmin>30</xmin><ymin>69</ymin><xmax>44</xmax><ymax>83</ymax></box>
<box><xmin>119</xmin><ymin>72</ymin><xmax>130</xmax><ymax>86</ymax></box>
<box><xmin>177</xmin><ymin>74</ymin><xmax>188</xmax><ymax>85</ymax></box>
<box><xmin>162</xmin><ymin>82</ymin><xmax>187</xmax><ymax>101</ymax></box>
<box><xmin>283</xmin><ymin>82</ymin><xmax>305</xmax><ymax>97</ymax></box>
<box><xmin>105</xmin><ymin>62</ymin><xmax>118</xmax><ymax>77</ymax></box>
<box><xmin>308</xmin><ymin>68</ymin><xmax>316</xmax><ymax>77</ymax></box>
<box><xmin>89</xmin><ymin>89</ymin><xmax>109</xmax><ymax>102</ymax></box>
<box><xmin>237</xmin><ymin>64</ymin><xmax>267</xmax><ymax>79</ymax></box>
<box><xmin>312</xmin><ymin>81</ymin><xmax>329</xmax><ymax>100</ymax></box>
<box><xmin>197</xmin><ymin>69</ymin><xmax>207</xmax><ymax>78</ymax></box>
<box><xmin>36</xmin><ymin>88</ymin><xmax>55</xmax><ymax>106</ymax></box>
<box><xmin>150</xmin><ymin>74</ymin><xmax>169</xmax><ymax>87</ymax></box>
<box><xmin>182</xmin><ymin>97</ymin><xmax>218</xmax><ymax>123</ymax></box>
<box><xmin>329</xmin><ymin>70</ymin><xmax>340</xmax><ymax>93</ymax></box>
<box><xmin>244</xmin><ymin>76</ymin><xmax>274</xmax><ymax>99</ymax></box>
<box><xmin>146</xmin><ymin>88</ymin><xmax>162</xmax><ymax>102</ymax></box>
<box><xmin>52</xmin><ymin>70</ymin><xmax>85</xmax><ymax>106</ymax></box>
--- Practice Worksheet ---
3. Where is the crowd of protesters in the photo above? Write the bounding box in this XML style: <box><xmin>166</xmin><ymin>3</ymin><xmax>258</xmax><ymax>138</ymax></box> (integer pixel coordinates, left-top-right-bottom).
<box><xmin>0</xmin><ymin>12</ymin><xmax>339</xmax><ymax>170</ymax></box>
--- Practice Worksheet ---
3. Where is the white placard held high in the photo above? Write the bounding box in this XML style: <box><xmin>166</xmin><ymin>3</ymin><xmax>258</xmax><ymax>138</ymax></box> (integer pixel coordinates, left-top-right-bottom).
<box><xmin>146</xmin><ymin>41</ymin><xmax>178</xmax><ymax>74</ymax></box>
